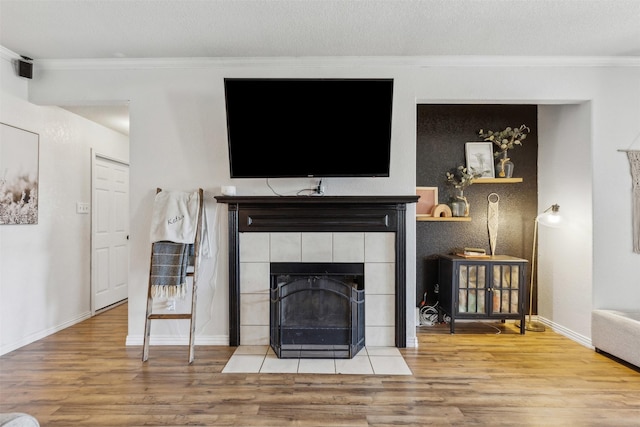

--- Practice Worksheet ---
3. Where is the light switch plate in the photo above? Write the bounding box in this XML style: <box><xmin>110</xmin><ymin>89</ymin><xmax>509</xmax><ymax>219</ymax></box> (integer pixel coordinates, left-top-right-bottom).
<box><xmin>76</xmin><ymin>202</ymin><xmax>90</xmax><ymax>214</ymax></box>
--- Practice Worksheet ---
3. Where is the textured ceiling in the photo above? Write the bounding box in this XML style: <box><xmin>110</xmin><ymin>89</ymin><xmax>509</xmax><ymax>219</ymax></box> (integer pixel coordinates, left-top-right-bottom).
<box><xmin>2</xmin><ymin>0</ymin><xmax>639</xmax><ymax>136</ymax></box>
<box><xmin>2</xmin><ymin>0</ymin><xmax>640</xmax><ymax>60</ymax></box>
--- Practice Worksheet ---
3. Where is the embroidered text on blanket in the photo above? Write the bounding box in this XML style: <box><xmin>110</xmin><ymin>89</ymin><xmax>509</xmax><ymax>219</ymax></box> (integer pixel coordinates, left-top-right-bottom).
<box><xmin>168</xmin><ymin>214</ymin><xmax>185</xmax><ymax>225</ymax></box>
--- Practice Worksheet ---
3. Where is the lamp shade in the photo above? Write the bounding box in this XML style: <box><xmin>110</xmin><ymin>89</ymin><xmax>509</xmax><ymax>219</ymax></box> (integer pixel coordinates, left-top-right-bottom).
<box><xmin>537</xmin><ymin>204</ymin><xmax>563</xmax><ymax>228</ymax></box>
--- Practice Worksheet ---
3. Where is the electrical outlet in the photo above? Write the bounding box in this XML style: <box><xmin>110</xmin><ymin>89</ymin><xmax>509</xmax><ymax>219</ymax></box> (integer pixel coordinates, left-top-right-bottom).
<box><xmin>76</xmin><ymin>202</ymin><xmax>90</xmax><ymax>214</ymax></box>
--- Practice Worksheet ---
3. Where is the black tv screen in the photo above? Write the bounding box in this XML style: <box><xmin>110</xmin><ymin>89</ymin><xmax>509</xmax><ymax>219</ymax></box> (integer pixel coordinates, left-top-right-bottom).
<box><xmin>224</xmin><ymin>78</ymin><xmax>393</xmax><ymax>178</ymax></box>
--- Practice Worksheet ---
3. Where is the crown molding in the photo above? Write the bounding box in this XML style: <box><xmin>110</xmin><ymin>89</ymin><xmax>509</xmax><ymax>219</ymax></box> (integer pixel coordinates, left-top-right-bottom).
<box><xmin>3</xmin><ymin>42</ymin><xmax>639</xmax><ymax>69</ymax></box>
<box><xmin>33</xmin><ymin>55</ymin><xmax>640</xmax><ymax>70</ymax></box>
<box><xmin>0</xmin><ymin>46</ymin><xmax>22</xmax><ymax>61</ymax></box>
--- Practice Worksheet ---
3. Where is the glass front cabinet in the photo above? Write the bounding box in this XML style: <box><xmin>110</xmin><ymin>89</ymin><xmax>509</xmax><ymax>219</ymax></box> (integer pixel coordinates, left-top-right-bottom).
<box><xmin>438</xmin><ymin>255</ymin><xmax>528</xmax><ymax>334</ymax></box>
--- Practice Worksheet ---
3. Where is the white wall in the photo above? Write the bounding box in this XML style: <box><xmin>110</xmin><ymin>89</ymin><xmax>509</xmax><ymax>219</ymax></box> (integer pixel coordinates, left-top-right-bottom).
<box><xmin>590</xmin><ymin>68</ymin><xmax>640</xmax><ymax>311</ymax></box>
<box><xmin>0</xmin><ymin>48</ymin><xmax>129</xmax><ymax>355</ymax></box>
<box><xmin>7</xmin><ymin>54</ymin><xmax>640</xmax><ymax>351</ymax></box>
<box><xmin>538</xmin><ymin>103</ymin><xmax>593</xmax><ymax>344</ymax></box>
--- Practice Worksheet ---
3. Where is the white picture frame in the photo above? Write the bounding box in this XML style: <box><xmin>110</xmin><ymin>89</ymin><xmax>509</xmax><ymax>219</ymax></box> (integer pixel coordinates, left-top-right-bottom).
<box><xmin>1</xmin><ymin>123</ymin><xmax>40</xmax><ymax>224</ymax></box>
<box><xmin>465</xmin><ymin>142</ymin><xmax>495</xmax><ymax>178</ymax></box>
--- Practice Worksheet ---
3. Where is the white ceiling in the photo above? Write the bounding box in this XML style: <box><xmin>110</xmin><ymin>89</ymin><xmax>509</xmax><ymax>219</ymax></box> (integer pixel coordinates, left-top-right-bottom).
<box><xmin>2</xmin><ymin>0</ymin><xmax>639</xmax><ymax>135</ymax></box>
<box><xmin>2</xmin><ymin>0</ymin><xmax>640</xmax><ymax>59</ymax></box>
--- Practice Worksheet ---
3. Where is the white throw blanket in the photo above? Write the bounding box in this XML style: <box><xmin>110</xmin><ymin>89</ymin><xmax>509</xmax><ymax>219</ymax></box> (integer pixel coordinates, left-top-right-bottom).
<box><xmin>150</xmin><ymin>189</ymin><xmax>211</xmax><ymax>256</ymax></box>
<box><xmin>150</xmin><ymin>190</ymin><xmax>201</xmax><ymax>244</ymax></box>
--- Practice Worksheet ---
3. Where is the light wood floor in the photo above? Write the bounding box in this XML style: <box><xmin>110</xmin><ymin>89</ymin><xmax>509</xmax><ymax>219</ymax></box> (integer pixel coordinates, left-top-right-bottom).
<box><xmin>1</xmin><ymin>304</ymin><xmax>639</xmax><ymax>426</ymax></box>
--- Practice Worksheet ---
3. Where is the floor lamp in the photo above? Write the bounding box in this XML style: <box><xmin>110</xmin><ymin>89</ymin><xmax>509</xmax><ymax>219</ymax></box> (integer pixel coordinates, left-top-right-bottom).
<box><xmin>518</xmin><ymin>204</ymin><xmax>563</xmax><ymax>332</ymax></box>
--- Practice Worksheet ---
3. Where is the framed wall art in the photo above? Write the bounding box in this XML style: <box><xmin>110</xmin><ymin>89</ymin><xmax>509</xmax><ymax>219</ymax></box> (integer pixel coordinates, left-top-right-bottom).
<box><xmin>1</xmin><ymin>123</ymin><xmax>40</xmax><ymax>224</ymax></box>
<box><xmin>416</xmin><ymin>186</ymin><xmax>438</xmax><ymax>216</ymax></box>
<box><xmin>465</xmin><ymin>142</ymin><xmax>495</xmax><ymax>178</ymax></box>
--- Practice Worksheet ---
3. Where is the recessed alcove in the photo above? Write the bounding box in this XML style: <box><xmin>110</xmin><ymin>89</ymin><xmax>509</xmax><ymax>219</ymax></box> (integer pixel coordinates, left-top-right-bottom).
<box><xmin>416</xmin><ymin>104</ymin><xmax>538</xmax><ymax>309</ymax></box>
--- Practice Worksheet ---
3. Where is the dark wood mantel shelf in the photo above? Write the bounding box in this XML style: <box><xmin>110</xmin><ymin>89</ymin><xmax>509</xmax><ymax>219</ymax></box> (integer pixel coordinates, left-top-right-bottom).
<box><xmin>215</xmin><ymin>195</ymin><xmax>419</xmax><ymax>204</ymax></box>
<box><xmin>215</xmin><ymin>194</ymin><xmax>419</xmax><ymax>347</ymax></box>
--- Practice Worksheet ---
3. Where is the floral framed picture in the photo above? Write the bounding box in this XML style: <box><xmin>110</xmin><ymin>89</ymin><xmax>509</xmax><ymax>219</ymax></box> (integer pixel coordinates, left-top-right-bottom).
<box><xmin>1</xmin><ymin>123</ymin><xmax>39</xmax><ymax>224</ymax></box>
<box><xmin>465</xmin><ymin>142</ymin><xmax>495</xmax><ymax>178</ymax></box>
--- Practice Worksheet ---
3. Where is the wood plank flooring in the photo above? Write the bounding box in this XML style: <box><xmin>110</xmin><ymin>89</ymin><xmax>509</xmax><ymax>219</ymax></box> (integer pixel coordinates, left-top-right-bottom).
<box><xmin>1</xmin><ymin>303</ymin><xmax>639</xmax><ymax>426</ymax></box>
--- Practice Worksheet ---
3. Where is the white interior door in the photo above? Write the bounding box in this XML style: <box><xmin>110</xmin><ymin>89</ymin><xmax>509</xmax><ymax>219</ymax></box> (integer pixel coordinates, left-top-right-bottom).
<box><xmin>92</xmin><ymin>152</ymin><xmax>130</xmax><ymax>313</ymax></box>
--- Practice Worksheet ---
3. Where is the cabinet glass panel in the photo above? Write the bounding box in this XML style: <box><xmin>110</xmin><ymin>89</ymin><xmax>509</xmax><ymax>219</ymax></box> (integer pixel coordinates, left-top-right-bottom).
<box><xmin>492</xmin><ymin>264</ymin><xmax>520</xmax><ymax>314</ymax></box>
<box><xmin>458</xmin><ymin>265</ymin><xmax>486</xmax><ymax>314</ymax></box>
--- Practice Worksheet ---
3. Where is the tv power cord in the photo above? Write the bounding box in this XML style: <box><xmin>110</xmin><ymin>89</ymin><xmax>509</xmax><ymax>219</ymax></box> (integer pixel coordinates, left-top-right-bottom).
<box><xmin>298</xmin><ymin>179</ymin><xmax>325</xmax><ymax>196</ymax></box>
<box><xmin>311</xmin><ymin>179</ymin><xmax>325</xmax><ymax>196</ymax></box>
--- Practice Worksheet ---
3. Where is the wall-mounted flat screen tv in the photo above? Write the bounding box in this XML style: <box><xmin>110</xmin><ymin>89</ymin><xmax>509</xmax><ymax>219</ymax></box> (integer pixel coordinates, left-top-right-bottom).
<box><xmin>224</xmin><ymin>78</ymin><xmax>393</xmax><ymax>178</ymax></box>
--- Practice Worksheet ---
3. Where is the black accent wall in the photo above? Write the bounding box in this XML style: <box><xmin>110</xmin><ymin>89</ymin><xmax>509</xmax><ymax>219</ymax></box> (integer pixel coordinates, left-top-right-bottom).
<box><xmin>416</xmin><ymin>104</ymin><xmax>538</xmax><ymax>306</ymax></box>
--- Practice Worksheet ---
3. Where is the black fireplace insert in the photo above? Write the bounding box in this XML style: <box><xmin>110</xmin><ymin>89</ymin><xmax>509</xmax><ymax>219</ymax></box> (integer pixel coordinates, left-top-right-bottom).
<box><xmin>270</xmin><ymin>262</ymin><xmax>365</xmax><ymax>359</ymax></box>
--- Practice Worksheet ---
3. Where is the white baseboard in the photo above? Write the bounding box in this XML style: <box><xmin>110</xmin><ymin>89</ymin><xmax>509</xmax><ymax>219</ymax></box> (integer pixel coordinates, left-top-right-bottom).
<box><xmin>125</xmin><ymin>334</ymin><xmax>229</xmax><ymax>346</ymax></box>
<box><xmin>538</xmin><ymin>316</ymin><xmax>593</xmax><ymax>349</ymax></box>
<box><xmin>405</xmin><ymin>336</ymin><xmax>419</xmax><ymax>348</ymax></box>
<box><xmin>1</xmin><ymin>311</ymin><xmax>92</xmax><ymax>356</ymax></box>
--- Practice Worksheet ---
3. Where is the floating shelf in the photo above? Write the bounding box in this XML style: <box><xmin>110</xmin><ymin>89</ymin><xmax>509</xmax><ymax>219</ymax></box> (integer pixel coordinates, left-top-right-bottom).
<box><xmin>475</xmin><ymin>177</ymin><xmax>523</xmax><ymax>184</ymax></box>
<box><xmin>416</xmin><ymin>215</ymin><xmax>471</xmax><ymax>222</ymax></box>
<box><xmin>415</xmin><ymin>179</ymin><xmax>521</xmax><ymax>221</ymax></box>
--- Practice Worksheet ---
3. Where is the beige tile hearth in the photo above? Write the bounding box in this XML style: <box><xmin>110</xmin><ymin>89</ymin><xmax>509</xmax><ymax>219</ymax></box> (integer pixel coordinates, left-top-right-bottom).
<box><xmin>222</xmin><ymin>345</ymin><xmax>412</xmax><ymax>375</ymax></box>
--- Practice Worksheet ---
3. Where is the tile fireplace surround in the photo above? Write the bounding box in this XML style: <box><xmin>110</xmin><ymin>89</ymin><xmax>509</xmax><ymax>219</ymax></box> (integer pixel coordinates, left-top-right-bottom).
<box><xmin>215</xmin><ymin>195</ymin><xmax>419</xmax><ymax>349</ymax></box>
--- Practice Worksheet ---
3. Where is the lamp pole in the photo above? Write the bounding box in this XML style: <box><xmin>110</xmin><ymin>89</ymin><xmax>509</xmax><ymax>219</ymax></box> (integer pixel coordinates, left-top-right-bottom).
<box><xmin>518</xmin><ymin>204</ymin><xmax>561</xmax><ymax>332</ymax></box>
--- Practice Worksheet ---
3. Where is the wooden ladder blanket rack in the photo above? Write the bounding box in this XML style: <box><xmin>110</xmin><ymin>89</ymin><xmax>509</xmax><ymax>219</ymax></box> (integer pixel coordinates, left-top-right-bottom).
<box><xmin>142</xmin><ymin>188</ymin><xmax>204</xmax><ymax>364</ymax></box>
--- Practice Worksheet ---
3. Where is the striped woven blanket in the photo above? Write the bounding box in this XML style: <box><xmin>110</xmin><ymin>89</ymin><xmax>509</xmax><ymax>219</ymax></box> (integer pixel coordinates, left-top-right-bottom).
<box><xmin>150</xmin><ymin>241</ymin><xmax>193</xmax><ymax>298</ymax></box>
